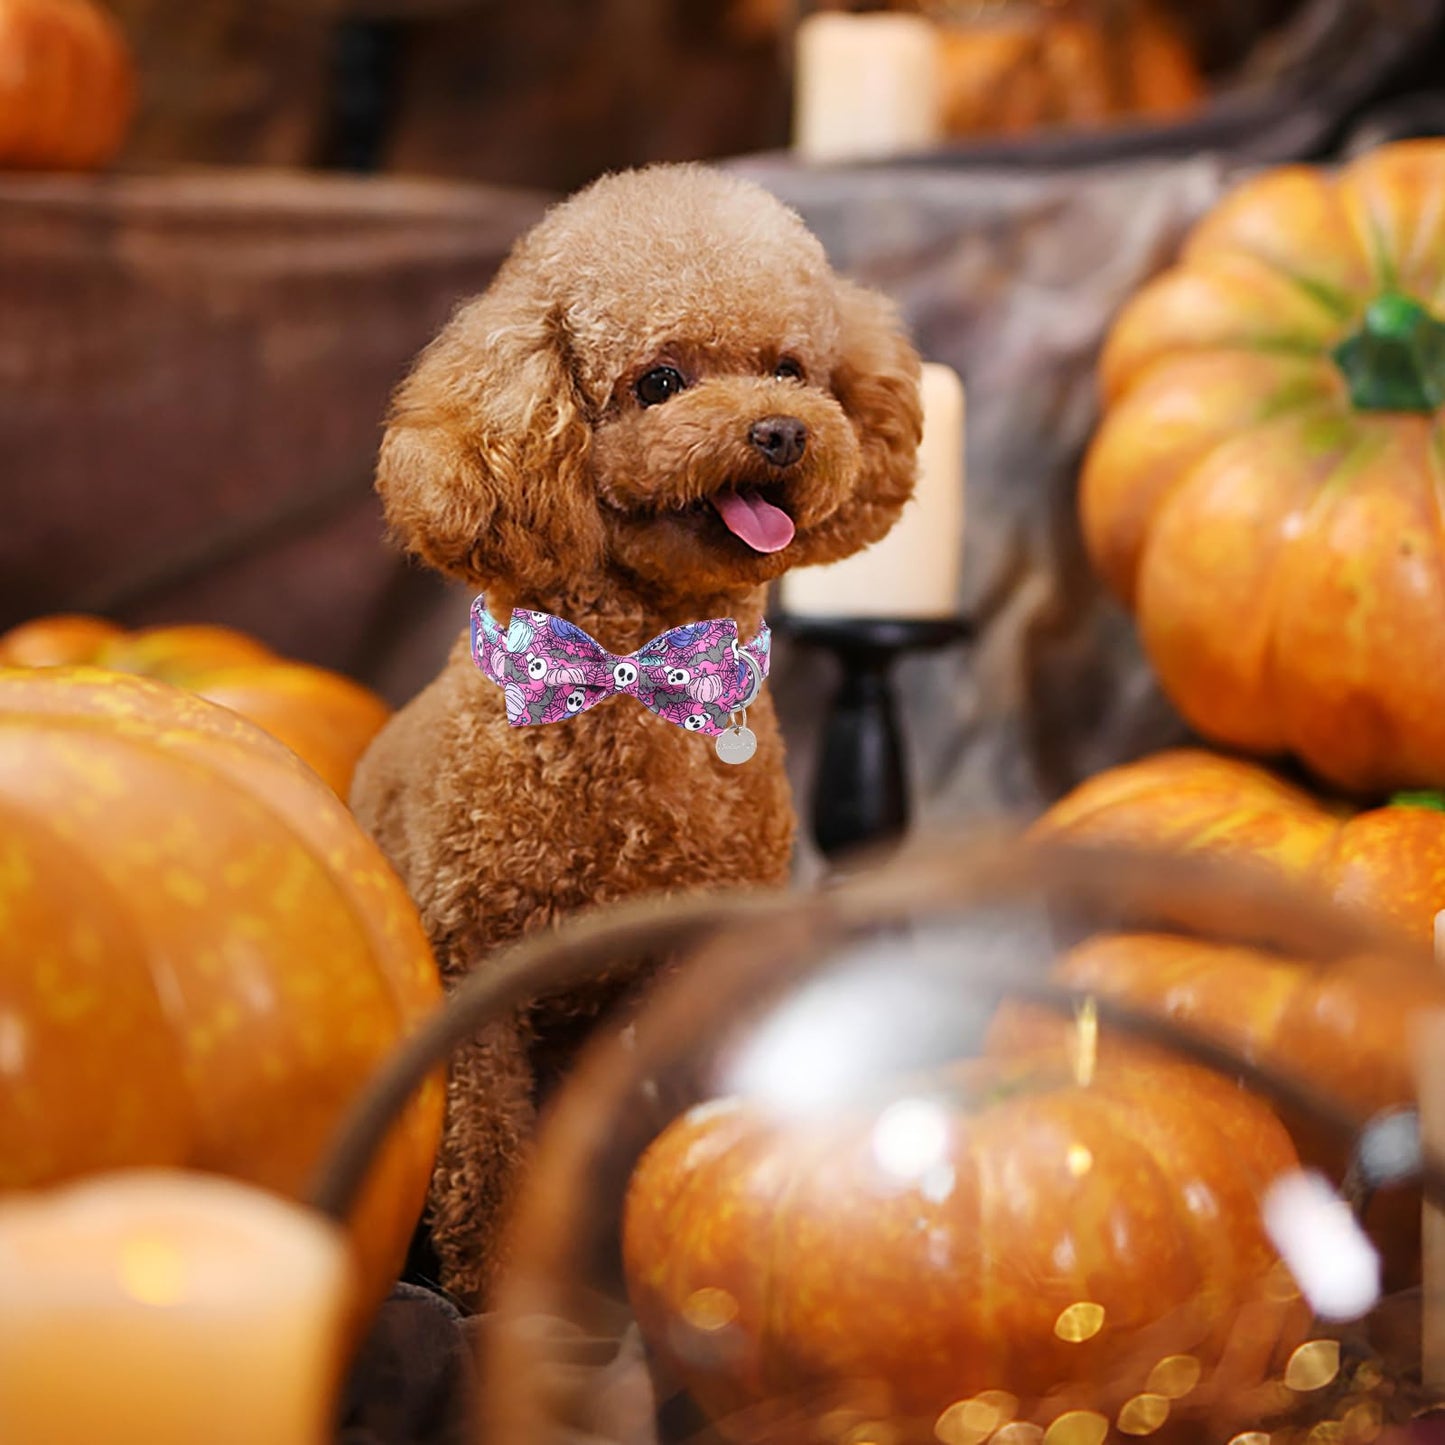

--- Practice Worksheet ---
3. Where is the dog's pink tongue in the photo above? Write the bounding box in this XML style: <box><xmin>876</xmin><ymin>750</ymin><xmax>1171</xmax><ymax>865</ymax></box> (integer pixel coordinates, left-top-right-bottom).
<box><xmin>711</xmin><ymin>490</ymin><xmax>795</xmax><ymax>554</ymax></box>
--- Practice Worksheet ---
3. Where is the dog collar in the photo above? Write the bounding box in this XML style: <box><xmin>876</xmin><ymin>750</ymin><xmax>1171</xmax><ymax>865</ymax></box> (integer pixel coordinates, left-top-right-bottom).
<box><xmin>470</xmin><ymin>597</ymin><xmax>770</xmax><ymax>764</ymax></box>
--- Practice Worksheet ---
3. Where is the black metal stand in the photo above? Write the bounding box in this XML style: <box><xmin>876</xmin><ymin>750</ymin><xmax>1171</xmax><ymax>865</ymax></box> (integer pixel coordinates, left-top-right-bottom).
<box><xmin>782</xmin><ymin>616</ymin><xmax>974</xmax><ymax>864</ymax></box>
<box><xmin>321</xmin><ymin>18</ymin><xmax>406</xmax><ymax>173</ymax></box>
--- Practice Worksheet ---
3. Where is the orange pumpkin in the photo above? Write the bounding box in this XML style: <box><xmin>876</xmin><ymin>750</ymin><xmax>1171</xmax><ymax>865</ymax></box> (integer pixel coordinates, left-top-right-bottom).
<box><xmin>0</xmin><ymin>615</ymin><xmax>389</xmax><ymax>798</ymax></box>
<box><xmin>985</xmin><ymin>929</ymin><xmax>1439</xmax><ymax>1289</ymax></box>
<box><xmin>1034</xmin><ymin>748</ymin><xmax>1445</xmax><ymax>944</ymax></box>
<box><xmin>0</xmin><ymin>667</ymin><xmax>444</xmax><ymax>1320</ymax></box>
<box><xmin>0</xmin><ymin>0</ymin><xmax>134</xmax><ymax>169</ymax></box>
<box><xmin>624</xmin><ymin>1049</ymin><xmax>1304</xmax><ymax>1443</ymax></box>
<box><xmin>935</xmin><ymin>0</ymin><xmax>1202</xmax><ymax>139</ymax></box>
<box><xmin>995</xmin><ymin>931</ymin><xmax>1436</xmax><ymax>1124</ymax></box>
<box><xmin>1082</xmin><ymin>141</ymin><xmax>1445</xmax><ymax>793</ymax></box>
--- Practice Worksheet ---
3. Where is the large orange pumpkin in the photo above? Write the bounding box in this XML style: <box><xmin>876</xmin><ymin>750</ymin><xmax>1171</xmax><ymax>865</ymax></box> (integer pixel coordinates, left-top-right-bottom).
<box><xmin>624</xmin><ymin>1049</ymin><xmax>1304</xmax><ymax>1444</ymax></box>
<box><xmin>1082</xmin><ymin>141</ymin><xmax>1445</xmax><ymax>793</ymax></box>
<box><xmin>995</xmin><ymin>931</ymin><xmax>1437</xmax><ymax>1125</ymax></box>
<box><xmin>0</xmin><ymin>0</ymin><xmax>134</xmax><ymax>169</ymax></box>
<box><xmin>1034</xmin><ymin>748</ymin><xmax>1445</xmax><ymax>944</ymax></box>
<box><xmin>985</xmin><ymin>929</ymin><xmax>1440</xmax><ymax>1290</ymax></box>
<box><xmin>0</xmin><ymin>614</ymin><xmax>390</xmax><ymax>798</ymax></box>
<box><xmin>0</xmin><ymin>667</ymin><xmax>444</xmax><ymax>1320</ymax></box>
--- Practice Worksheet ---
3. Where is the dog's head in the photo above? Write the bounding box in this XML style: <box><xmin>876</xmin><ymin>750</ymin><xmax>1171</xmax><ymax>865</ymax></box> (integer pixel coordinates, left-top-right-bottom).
<box><xmin>378</xmin><ymin>165</ymin><xmax>923</xmax><ymax>607</ymax></box>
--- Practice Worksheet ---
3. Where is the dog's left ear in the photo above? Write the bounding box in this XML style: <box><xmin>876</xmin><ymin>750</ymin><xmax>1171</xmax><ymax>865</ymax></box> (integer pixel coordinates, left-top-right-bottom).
<box><xmin>374</xmin><ymin>275</ymin><xmax>604</xmax><ymax>612</ymax></box>
<box><xmin>807</xmin><ymin>279</ymin><xmax>924</xmax><ymax>564</ymax></box>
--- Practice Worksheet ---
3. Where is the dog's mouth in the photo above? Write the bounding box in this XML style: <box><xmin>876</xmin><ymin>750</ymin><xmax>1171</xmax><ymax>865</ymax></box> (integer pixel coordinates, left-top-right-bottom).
<box><xmin>706</xmin><ymin>487</ymin><xmax>796</xmax><ymax>554</ymax></box>
<box><xmin>610</xmin><ymin>480</ymin><xmax>805</xmax><ymax>561</ymax></box>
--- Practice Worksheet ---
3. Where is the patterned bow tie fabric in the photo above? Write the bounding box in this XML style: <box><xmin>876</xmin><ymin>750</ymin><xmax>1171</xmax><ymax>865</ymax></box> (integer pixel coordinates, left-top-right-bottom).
<box><xmin>471</xmin><ymin>598</ymin><xmax>770</xmax><ymax>738</ymax></box>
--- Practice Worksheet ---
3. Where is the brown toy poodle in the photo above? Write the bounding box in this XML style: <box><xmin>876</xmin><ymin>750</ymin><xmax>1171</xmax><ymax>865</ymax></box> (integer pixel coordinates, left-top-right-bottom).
<box><xmin>351</xmin><ymin>163</ymin><xmax>923</xmax><ymax>1308</ymax></box>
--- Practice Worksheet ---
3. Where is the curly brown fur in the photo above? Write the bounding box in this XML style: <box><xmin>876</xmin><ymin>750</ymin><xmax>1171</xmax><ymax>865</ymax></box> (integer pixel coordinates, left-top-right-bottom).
<box><xmin>351</xmin><ymin>163</ymin><xmax>922</xmax><ymax>1307</ymax></box>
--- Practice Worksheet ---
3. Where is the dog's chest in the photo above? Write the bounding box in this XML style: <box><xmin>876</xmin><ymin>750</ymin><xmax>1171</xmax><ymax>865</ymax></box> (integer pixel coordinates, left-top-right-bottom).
<box><xmin>470</xmin><ymin>687</ymin><xmax>794</xmax><ymax>903</ymax></box>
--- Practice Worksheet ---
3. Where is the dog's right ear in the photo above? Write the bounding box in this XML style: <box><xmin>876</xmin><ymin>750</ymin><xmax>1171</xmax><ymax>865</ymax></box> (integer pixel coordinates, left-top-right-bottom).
<box><xmin>376</xmin><ymin>275</ymin><xmax>603</xmax><ymax>609</ymax></box>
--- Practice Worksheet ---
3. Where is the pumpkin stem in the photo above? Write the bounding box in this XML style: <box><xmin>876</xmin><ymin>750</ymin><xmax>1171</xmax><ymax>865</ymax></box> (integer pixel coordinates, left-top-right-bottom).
<box><xmin>1389</xmin><ymin>789</ymin><xmax>1445</xmax><ymax>813</ymax></box>
<box><xmin>1332</xmin><ymin>292</ymin><xmax>1445</xmax><ymax>412</ymax></box>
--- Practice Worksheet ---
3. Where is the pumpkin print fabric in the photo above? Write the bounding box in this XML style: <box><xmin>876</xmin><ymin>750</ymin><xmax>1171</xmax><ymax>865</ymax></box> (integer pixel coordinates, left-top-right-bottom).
<box><xmin>470</xmin><ymin>597</ymin><xmax>770</xmax><ymax>738</ymax></box>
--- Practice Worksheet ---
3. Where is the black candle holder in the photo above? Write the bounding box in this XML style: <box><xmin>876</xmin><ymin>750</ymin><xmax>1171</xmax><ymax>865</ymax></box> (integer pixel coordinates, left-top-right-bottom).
<box><xmin>781</xmin><ymin>615</ymin><xmax>974</xmax><ymax>864</ymax></box>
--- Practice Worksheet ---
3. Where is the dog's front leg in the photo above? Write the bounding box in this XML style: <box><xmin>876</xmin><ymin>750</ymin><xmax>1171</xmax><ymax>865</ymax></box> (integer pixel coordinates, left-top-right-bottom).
<box><xmin>428</xmin><ymin>1011</ymin><xmax>537</xmax><ymax>1310</ymax></box>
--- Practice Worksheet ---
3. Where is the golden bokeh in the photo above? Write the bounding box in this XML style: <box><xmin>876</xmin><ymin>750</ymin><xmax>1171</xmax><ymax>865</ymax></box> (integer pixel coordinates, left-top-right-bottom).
<box><xmin>1117</xmin><ymin>1394</ymin><xmax>1170</xmax><ymax>1436</ymax></box>
<box><xmin>1352</xmin><ymin>1362</ymin><xmax>1384</xmax><ymax>1392</ymax></box>
<box><xmin>1308</xmin><ymin>1423</ymin><xmax>1343</xmax><ymax>1445</ymax></box>
<box><xmin>1146</xmin><ymin>1355</ymin><xmax>1202</xmax><ymax>1400</ymax></box>
<box><xmin>1226</xmin><ymin>1433</ymin><xmax>1271</xmax><ymax>1445</ymax></box>
<box><xmin>992</xmin><ymin>1423</ymin><xmax>1045</xmax><ymax>1445</ymax></box>
<box><xmin>844</xmin><ymin>1422</ymin><xmax>899</xmax><ymax>1445</ymax></box>
<box><xmin>1054</xmin><ymin>1301</ymin><xmax>1106</xmax><ymax>1342</ymax></box>
<box><xmin>935</xmin><ymin>1391</ymin><xmax>1020</xmax><ymax>1445</ymax></box>
<box><xmin>1255</xmin><ymin>1382</ymin><xmax>1297</xmax><ymax>1416</ymax></box>
<box><xmin>681</xmin><ymin>1285</ymin><xmax>739</xmax><ymax>1332</ymax></box>
<box><xmin>1043</xmin><ymin>1409</ymin><xmax>1109</xmax><ymax>1445</ymax></box>
<box><xmin>1066</xmin><ymin>1144</ymin><xmax>1094</xmax><ymax>1177</ymax></box>
<box><xmin>1285</xmin><ymin>1340</ymin><xmax>1342</xmax><ymax>1393</ymax></box>
<box><xmin>1341</xmin><ymin>1402</ymin><xmax>1383</xmax><ymax>1444</ymax></box>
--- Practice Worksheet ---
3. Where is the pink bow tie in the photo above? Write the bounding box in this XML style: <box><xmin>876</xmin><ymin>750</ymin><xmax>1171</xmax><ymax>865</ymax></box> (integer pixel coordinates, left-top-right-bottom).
<box><xmin>470</xmin><ymin>598</ymin><xmax>769</xmax><ymax>738</ymax></box>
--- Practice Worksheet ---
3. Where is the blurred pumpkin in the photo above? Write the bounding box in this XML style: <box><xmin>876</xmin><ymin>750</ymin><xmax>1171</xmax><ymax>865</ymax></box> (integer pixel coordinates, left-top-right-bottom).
<box><xmin>0</xmin><ymin>667</ymin><xmax>444</xmax><ymax>1321</ymax></box>
<box><xmin>0</xmin><ymin>0</ymin><xmax>134</xmax><ymax>169</ymax></box>
<box><xmin>0</xmin><ymin>614</ymin><xmax>389</xmax><ymax>797</ymax></box>
<box><xmin>986</xmin><ymin>930</ymin><xmax>1438</xmax><ymax>1288</ymax></box>
<box><xmin>931</xmin><ymin>0</ymin><xmax>1202</xmax><ymax>137</ymax></box>
<box><xmin>991</xmin><ymin>930</ymin><xmax>1437</xmax><ymax>1126</ymax></box>
<box><xmin>624</xmin><ymin>1048</ymin><xmax>1304</xmax><ymax>1442</ymax></box>
<box><xmin>1082</xmin><ymin>141</ymin><xmax>1445</xmax><ymax>793</ymax></box>
<box><xmin>1032</xmin><ymin>748</ymin><xmax>1445</xmax><ymax>944</ymax></box>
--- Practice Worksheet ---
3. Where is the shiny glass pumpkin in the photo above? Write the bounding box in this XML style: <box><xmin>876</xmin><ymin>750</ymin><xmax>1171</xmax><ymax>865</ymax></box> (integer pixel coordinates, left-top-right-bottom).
<box><xmin>466</xmin><ymin>838</ymin><xmax>1444</xmax><ymax>1444</ymax></box>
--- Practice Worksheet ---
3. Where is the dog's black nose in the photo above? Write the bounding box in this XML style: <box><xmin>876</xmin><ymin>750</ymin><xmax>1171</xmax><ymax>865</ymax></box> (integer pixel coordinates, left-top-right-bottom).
<box><xmin>749</xmin><ymin>415</ymin><xmax>807</xmax><ymax>468</ymax></box>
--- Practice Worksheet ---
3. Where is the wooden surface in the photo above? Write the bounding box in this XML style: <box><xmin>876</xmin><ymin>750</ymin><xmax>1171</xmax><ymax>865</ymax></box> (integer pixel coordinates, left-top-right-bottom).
<box><xmin>0</xmin><ymin>168</ymin><xmax>549</xmax><ymax>702</ymax></box>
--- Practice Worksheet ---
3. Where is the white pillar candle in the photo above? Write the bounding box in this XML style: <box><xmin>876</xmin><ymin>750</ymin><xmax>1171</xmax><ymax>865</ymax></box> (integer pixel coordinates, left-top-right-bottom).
<box><xmin>0</xmin><ymin>1171</ymin><xmax>351</xmax><ymax>1445</ymax></box>
<box><xmin>793</xmin><ymin>12</ymin><xmax>944</xmax><ymax>163</ymax></box>
<box><xmin>783</xmin><ymin>360</ymin><xmax>965</xmax><ymax>620</ymax></box>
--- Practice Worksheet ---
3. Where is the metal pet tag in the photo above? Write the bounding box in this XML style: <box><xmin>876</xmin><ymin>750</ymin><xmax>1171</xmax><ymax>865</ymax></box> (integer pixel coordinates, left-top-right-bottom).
<box><xmin>716</xmin><ymin>714</ymin><xmax>758</xmax><ymax>765</ymax></box>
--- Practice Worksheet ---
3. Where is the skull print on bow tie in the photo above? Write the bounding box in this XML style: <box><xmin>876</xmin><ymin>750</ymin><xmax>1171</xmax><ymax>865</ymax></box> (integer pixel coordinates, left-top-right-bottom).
<box><xmin>471</xmin><ymin>598</ymin><xmax>770</xmax><ymax>739</ymax></box>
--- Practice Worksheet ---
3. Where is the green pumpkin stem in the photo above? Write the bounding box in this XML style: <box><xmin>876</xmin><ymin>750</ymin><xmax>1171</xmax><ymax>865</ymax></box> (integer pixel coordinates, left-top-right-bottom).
<box><xmin>1332</xmin><ymin>292</ymin><xmax>1445</xmax><ymax>412</ymax></box>
<box><xmin>1389</xmin><ymin>789</ymin><xmax>1445</xmax><ymax>813</ymax></box>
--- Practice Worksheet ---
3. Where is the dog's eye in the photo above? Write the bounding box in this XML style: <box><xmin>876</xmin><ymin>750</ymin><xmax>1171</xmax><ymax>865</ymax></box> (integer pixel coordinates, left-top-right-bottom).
<box><xmin>774</xmin><ymin>358</ymin><xmax>804</xmax><ymax>382</ymax></box>
<box><xmin>635</xmin><ymin>366</ymin><xmax>687</xmax><ymax>407</ymax></box>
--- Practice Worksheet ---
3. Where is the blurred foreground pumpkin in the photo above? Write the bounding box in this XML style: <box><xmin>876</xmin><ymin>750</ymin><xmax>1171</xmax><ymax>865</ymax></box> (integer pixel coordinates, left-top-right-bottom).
<box><xmin>0</xmin><ymin>0</ymin><xmax>134</xmax><ymax>168</ymax></box>
<box><xmin>986</xmin><ymin>931</ymin><xmax>1436</xmax><ymax>1296</ymax></box>
<box><xmin>993</xmin><ymin>931</ymin><xmax>1434</xmax><ymax>1128</ymax></box>
<box><xmin>624</xmin><ymin>1048</ymin><xmax>1305</xmax><ymax>1443</ymax></box>
<box><xmin>1029</xmin><ymin>751</ymin><xmax>1445</xmax><ymax>1284</ymax></box>
<box><xmin>1034</xmin><ymin>749</ymin><xmax>1445</xmax><ymax>944</ymax></box>
<box><xmin>0</xmin><ymin>668</ymin><xmax>444</xmax><ymax>1322</ymax></box>
<box><xmin>0</xmin><ymin>614</ymin><xmax>389</xmax><ymax>797</ymax></box>
<box><xmin>1082</xmin><ymin>141</ymin><xmax>1445</xmax><ymax>792</ymax></box>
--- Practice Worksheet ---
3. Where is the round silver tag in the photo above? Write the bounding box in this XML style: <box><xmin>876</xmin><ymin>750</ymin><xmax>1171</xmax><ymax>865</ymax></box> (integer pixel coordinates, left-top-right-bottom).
<box><xmin>715</xmin><ymin>725</ymin><xmax>758</xmax><ymax>766</ymax></box>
